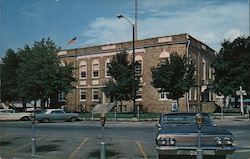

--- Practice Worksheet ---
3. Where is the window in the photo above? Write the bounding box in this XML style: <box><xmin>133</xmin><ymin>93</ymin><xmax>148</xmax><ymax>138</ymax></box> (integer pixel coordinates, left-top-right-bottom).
<box><xmin>124</xmin><ymin>105</ymin><xmax>127</xmax><ymax>112</ymax></box>
<box><xmin>92</xmin><ymin>60</ymin><xmax>99</xmax><ymax>78</ymax></box>
<box><xmin>159</xmin><ymin>92</ymin><xmax>168</xmax><ymax>100</ymax></box>
<box><xmin>202</xmin><ymin>58</ymin><xmax>206</xmax><ymax>80</ymax></box>
<box><xmin>209</xmin><ymin>66</ymin><xmax>212</xmax><ymax>79</ymax></box>
<box><xmin>194</xmin><ymin>88</ymin><xmax>197</xmax><ymax>101</ymax></box>
<box><xmin>105</xmin><ymin>58</ymin><xmax>111</xmax><ymax>77</ymax></box>
<box><xmin>188</xmin><ymin>88</ymin><xmax>192</xmax><ymax>100</ymax></box>
<box><xmin>194</xmin><ymin>63</ymin><xmax>197</xmax><ymax>75</ymax></box>
<box><xmin>135</xmin><ymin>55</ymin><xmax>143</xmax><ymax>75</ymax></box>
<box><xmin>79</xmin><ymin>61</ymin><xmax>87</xmax><ymax>79</ymax></box>
<box><xmin>92</xmin><ymin>89</ymin><xmax>99</xmax><ymax>101</ymax></box>
<box><xmin>159</xmin><ymin>50</ymin><xmax>170</xmax><ymax>64</ymax></box>
<box><xmin>80</xmin><ymin>89</ymin><xmax>86</xmax><ymax>101</ymax></box>
<box><xmin>136</xmin><ymin>87</ymin><xmax>142</xmax><ymax>101</ymax></box>
<box><xmin>58</xmin><ymin>92</ymin><xmax>66</xmax><ymax>101</ymax></box>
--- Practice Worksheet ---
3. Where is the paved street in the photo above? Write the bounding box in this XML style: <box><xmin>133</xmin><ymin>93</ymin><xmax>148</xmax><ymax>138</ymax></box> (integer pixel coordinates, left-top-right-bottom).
<box><xmin>0</xmin><ymin>119</ymin><xmax>250</xmax><ymax>159</ymax></box>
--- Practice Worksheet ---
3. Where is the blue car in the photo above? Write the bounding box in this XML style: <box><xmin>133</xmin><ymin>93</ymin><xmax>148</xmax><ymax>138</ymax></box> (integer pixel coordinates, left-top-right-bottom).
<box><xmin>155</xmin><ymin>112</ymin><xmax>235</xmax><ymax>159</ymax></box>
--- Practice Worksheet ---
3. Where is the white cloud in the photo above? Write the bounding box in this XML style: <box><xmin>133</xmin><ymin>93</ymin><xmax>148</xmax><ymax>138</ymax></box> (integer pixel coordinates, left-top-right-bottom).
<box><xmin>80</xmin><ymin>1</ymin><xmax>248</xmax><ymax>52</ymax></box>
<box><xmin>223</xmin><ymin>28</ymin><xmax>244</xmax><ymax>41</ymax></box>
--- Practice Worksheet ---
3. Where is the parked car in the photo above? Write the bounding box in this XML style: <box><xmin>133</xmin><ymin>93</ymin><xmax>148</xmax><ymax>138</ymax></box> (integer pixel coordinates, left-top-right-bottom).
<box><xmin>35</xmin><ymin>109</ymin><xmax>79</xmax><ymax>122</ymax></box>
<box><xmin>155</xmin><ymin>112</ymin><xmax>235</xmax><ymax>159</ymax></box>
<box><xmin>0</xmin><ymin>109</ymin><xmax>31</xmax><ymax>121</ymax></box>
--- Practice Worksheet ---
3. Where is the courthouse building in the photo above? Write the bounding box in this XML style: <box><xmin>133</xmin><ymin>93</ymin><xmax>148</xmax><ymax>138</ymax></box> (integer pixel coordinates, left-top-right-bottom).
<box><xmin>58</xmin><ymin>33</ymin><xmax>216</xmax><ymax>113</ymax></box>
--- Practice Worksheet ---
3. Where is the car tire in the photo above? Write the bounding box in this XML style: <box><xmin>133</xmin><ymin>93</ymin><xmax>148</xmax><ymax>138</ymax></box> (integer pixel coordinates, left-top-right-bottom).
<box><xmin>70</xmin><ymin>117</ymin><xmax>76</xmax><ymax>122</ymax></box>
<box><xmin>204</xmin><ymin>155</ymin><xmax>226</xmax><ymax>159</ymax></box>
<box><xmin>43</xmin><ymin>118</ymin><xmax>49</xmax><ymax>123</ymax></box>
<box><xmin>20</xmin><ymin>116</ymin><xmax>29</xmax><ymax>121</ymax></box>
<box><xmin>158</xmin><ymin>155</ymin><xmax>194</xmax><ymax>159</ymax></box>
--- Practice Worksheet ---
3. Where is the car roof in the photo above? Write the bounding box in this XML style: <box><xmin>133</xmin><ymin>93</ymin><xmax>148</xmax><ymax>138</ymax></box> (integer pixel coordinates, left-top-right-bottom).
<box><xmin>161</xmin><ymin>112</ymin><xmax>208</xmax><ymax>116</ymax></box>
<box><xmin>45</xmin><ymin>109</ymin><xmax>63</xmax><ymax>112</ymax></box>
<box><xmin>0</xmin><ymin>109</ymin><xmax>15</xmax><ymax>111</ymax></box>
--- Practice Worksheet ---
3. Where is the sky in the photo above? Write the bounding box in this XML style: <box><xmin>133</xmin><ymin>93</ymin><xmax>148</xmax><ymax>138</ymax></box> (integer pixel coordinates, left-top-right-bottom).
<box><xmin>0</xmin><ymin>0</ymin><xmax>249</xmax><ymax>58</ymax></box>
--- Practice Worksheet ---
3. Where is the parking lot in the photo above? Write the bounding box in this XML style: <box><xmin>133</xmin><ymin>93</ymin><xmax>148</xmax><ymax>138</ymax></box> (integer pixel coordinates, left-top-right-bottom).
<box><xmin>0</xmin><ymin>120</ymin><xmax>250</xmax><ymax>159</ymax></box>
<box><xmin>0</xmin><ymin>121</ymin><xmax>157</xmax><ymax>159</ymax></box>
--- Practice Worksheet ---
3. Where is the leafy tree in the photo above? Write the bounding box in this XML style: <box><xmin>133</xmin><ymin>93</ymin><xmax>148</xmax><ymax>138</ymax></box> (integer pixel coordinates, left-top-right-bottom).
<box><xmin>17</xmin><ymin>38</ymin><xmax>75</xmax><ymax>109</ymax></box>
<box><xmin>102</xmin><ymin>50</ymin><xmax>140</xmax><ymax>111</ymax></box>
<box><xmin>151</xmin><ymin>53</ymin><xmax>195</xmax><ymax>106</ymax></box>
<box><xmin>212</xmin><ymin>36</ymin><xmax>250</xmax><ymax>96</ymax></box>
<box><xmin>0</xmin><ymin>49</ymin><xmax>20</xmax><ymax>102</ymax></box>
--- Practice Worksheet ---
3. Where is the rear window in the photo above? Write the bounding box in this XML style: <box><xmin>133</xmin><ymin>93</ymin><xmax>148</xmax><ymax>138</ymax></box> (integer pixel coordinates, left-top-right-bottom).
<box><xmin>162</xmin><ymin>113</ymin><xmax>212</xmax><ymax>125</ymax></box>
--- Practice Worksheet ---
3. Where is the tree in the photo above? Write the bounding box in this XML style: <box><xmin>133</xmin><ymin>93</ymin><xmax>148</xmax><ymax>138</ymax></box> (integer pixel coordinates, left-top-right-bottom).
<box><xmin>151</xmin><ymin>53</ymin><xmax>195</xmax><ymax>107</ymax></box>
<box><xmin>17</xmin><ymin>38</ymin><xmax>75</xmax><ymax>109</ymax></box>
<box><xmin>212</xmin><ymin>36</ymin><xmax>250</xmax><ymax>96</ymax></box>
<box><xmin>102</xmin><ymin>50</ymin><xmax>140</xmax><ymax>110</ymax></box>
<box><xmin>0</xmin><ymin>49</ymin><xmax>20</xmax><ymax>102</ymax></box>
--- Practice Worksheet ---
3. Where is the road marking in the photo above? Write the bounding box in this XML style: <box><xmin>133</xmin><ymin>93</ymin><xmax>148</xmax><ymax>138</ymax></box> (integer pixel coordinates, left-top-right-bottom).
<box><xmin>68</xmin><ymin>138</ymin><xmax>88</xmax><ymax>159</ymax></box>
<box><xmin>136</xmin><ymin>141</ymin><xmax>148</xmax><ymax>159</ymax></box>
<box><xmin>11</xmin><ymin>135</ymin><xmax>46</xmax><ymax>153</ymax></box>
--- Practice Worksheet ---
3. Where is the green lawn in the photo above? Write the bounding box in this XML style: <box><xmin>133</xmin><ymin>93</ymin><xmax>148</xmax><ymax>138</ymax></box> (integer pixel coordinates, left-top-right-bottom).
<box><xmin>79</xmin><ymin>112</ymin><xmax>161</xmax><ymax>120</ymax></box>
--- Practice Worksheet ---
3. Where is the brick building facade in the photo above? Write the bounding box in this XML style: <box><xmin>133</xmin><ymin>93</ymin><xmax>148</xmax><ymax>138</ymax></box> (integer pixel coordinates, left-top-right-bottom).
<box><xmin>58</xmin><ymin>33</ymin><xmax>216</xmax><ymax>113</ymax></box>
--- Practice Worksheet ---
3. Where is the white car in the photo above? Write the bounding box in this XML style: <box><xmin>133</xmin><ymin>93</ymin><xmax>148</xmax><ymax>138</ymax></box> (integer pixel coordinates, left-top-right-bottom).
<box><xmin>0</xmin><ymin>109</ymin><xmax>32</xmax><ymax>121</ymax></box>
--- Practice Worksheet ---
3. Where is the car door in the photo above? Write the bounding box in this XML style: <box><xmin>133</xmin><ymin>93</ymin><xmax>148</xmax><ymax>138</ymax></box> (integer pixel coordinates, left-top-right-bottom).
<box><xmin>54</xmin><ymin>110</ymin><xmax>66</xmax><ymax>120</ymax></box>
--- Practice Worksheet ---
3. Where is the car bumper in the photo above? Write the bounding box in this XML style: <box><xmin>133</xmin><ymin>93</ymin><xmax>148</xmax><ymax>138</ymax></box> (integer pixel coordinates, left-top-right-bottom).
<box><xmin>156</xmin><ymin>146</ymin><xmax>236</xmax><ymax>155</ymax></box>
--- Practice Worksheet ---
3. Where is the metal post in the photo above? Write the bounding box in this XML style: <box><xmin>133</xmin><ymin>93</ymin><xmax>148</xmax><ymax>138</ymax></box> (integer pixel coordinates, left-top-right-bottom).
<box><xmin>137</xmin><ymin>105</ymin><xmax>139</xmax><ymax>121</ymax></box>
<box><xmin>132</xmin><ymin>25</ymin><xmax>136</xmax><ymax>117</ymax></box>
<box><xmin>195</xmin><ymin>113</ymin><xmax>203</xmax><ymax>159</ymax></box>
<box><xmin>100</xmin><ymin>125</ymin><xmax>105</xmax><ymax>159</ymax></box>
<box><xmin>100</xmin><ymin>141</ymin><xmax>106</xmax><ymax>159</ymax></box>
<box><xmin>91</xmin><ymin>110</ymin><xmax>94</xmax><ymax>121</ymax></box>
<box><xmin>196</xmin><ymin>129</ymin><xmax>203</xmax><ymax>159</ymax></box>
<box><xmin>101</xmin><ymin>125</ymin><xmax>104</xmax><ymax>139</ymax></box>
<box><xmin>240</xmin><ymin>86</ymin><xmax>244</xmax><ymax>115</ymax></box>
<box><xmin>31</xmin><ymin>114</ymin><xmax>36</xmax><ymax>156</ymax></box>
<box><xmin>114</xmin><ymin>106</ymin><xmax>117</xmax><ymax>122</ymax></box>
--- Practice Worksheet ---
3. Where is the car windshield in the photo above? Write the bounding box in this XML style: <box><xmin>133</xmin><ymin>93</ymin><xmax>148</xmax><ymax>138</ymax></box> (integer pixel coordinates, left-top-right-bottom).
<box><xmin>162</xmin><ymin>113</ymin><xmax>212</xmax><ymax>125</ymax></box>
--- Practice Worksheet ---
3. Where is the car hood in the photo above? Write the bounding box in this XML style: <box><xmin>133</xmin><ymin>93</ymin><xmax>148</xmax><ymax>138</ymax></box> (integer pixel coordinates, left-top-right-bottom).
<box><xmin>159</xmin><ymin>124</ymin><xmax>232</xmax><ymax>136</ymax></box>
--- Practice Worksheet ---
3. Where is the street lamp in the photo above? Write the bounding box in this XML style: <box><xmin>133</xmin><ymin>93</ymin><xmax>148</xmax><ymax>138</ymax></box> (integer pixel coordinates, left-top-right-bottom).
<box><xmin>117</xmin><ymin>14</ymin><xmax>136</xmax><ymax>117</ymax></box>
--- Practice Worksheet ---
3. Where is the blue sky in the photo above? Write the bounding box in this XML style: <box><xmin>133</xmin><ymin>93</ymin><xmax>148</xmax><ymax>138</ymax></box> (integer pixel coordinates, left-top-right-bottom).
<box><xmin>0</xmin><ymin>0</ymin><xmax>249</xmax><ymax>58</ymax></box>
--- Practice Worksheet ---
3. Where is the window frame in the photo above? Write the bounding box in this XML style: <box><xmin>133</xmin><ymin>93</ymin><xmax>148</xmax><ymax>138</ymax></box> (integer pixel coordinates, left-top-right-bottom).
<box><xmin>79</xmin><ymin>61</ymin><xmax>87</xmax><ymax>79</ymax></box>
<box><xmin>92</xmin><ymin>60</ymin><xmax>100</xmax><ymax>78</ymax></box>
<box><xmin>80</xmin><ymin>89</ymin><xmax>86</xmax><ymax>101</ymax></box>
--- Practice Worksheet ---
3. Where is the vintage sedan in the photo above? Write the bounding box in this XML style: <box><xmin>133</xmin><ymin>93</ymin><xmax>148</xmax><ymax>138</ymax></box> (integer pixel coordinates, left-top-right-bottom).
<box><xmin>155</xmin><ymin>112</ymin><xmax>235</xmax><ymax>159</ymax></box>
<box><xmin>0</xmin><ymin>109</ymin><xmax>31</xmax><ymax>121</ymax></box>
<box><xmin>35</xmin><ymin>109</ymin><xmax>79</xmax><ymax>122</ymax></box>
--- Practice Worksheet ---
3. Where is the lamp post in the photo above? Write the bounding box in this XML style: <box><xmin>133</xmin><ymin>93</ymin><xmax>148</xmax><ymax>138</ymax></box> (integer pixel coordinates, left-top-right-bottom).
<box><xmin>117</xmin><ymin>14</ymin><xmax>136</xmax><ymax>117</ymax></box>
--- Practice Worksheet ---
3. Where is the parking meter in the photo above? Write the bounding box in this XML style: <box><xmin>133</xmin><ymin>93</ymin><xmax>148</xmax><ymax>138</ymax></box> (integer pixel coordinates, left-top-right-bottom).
<box><xmin>100</xmin><ymin>113</ymin><xmax>106</xmax><ymax>127</ymax></box>
<box><xmin>195</xmin><ymin>113</ymin><xmax>203</xmax><ymax>130</ymax></box>
<box><xmin>195</xmin><ymin>113</ymin><xmax>203</xmax><ymax>159</ymax></box>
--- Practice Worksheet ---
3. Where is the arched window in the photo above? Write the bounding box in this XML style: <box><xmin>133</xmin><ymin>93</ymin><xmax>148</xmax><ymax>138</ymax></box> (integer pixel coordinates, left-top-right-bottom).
<box><xmin>79</xmin><ymin>61</ymin><xmax>87</xmax><ymax>79</ymax></box>
<box><xmin>202</xmin><ymin>58</ymin><xmax>206</xmax><ymax>80</ymax></box>
<box><xmin>92</xmin><ymin>59</ymin><xmax>100</xmax><ymax>78</ymax></box>
<box><xmin>159</xmin><ymin>50</ymin><xmax>170</xmax><ymax>64</ymax></box>
<box><xmin>135</xmin><ymin>55</ymin><xmax>143</xmax><ymax>75</ymax></box>
<box><xmin>105</xmin><ymin>58</ymin><xmax>111</xmax><ymax>77</ymax></box>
